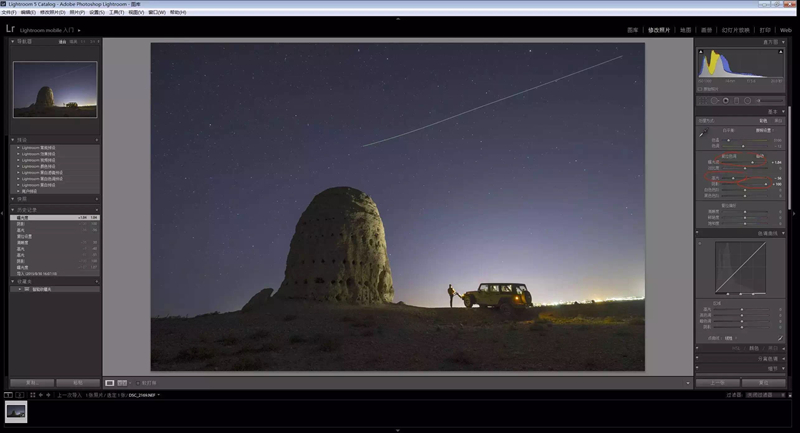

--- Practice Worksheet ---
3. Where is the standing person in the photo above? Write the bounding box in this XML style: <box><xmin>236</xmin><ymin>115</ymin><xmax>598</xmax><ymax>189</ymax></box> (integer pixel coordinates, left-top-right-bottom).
<box><xmin>447</xmin><ymin>284</ymin><xmax>455</xmax><ymax>308</ymax></box>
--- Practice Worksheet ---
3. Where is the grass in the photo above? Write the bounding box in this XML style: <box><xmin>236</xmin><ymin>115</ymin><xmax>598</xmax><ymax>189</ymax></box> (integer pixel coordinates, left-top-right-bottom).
<box><xmin>216</xmin><ymin>334</ymin><xmax>239</xmax><ymax>346</ymax></box>
<box><xmin>173</xmin><ymin>346</ymin><xmax>216</xmax><ymax>363</ymax></box>
<box><xmin>262</xmin><ymin>342</ymin><xmax>281</xmax><ymax>352</ymax></box>
<box><xmin>151</xmin><ymin>348</ymin><xmax>164</xmax><ymax>363</ymax></box>
<box><xmin>350</xmin><ymin>316</ymin><xmax>377</xmax><ymax>328</ymax></box>
<box><xmin>318</xmin><ymin>336</ymin><xmax>343</xmax><ymax>352</ymax></box>
<box><xmin>289</xmin><ymin>334</ymin><xmax>307</xmax><ymax>344</ymax></box>
<box><xmin>196</xmin><ymin>311</ymin><xmax>221</xmax><ymax>318</ymax></box>
<box><xmin>237</xmin><ymin>342</ymin><xmax>280</xmax><ymax>354</ymax></box>
<box><xmin>247</xmin><ymin>329</ymin><xmax>271</xmax><ymax>340</ymax></box>
<box><xmin>533</xmin><ymin>300</ymin><xmax>644</xmax><ymax>319</ymax></box>
<box><xmin>153</xmin><ymin>314</ymin><xmax>190</xmax><ymax>321</ymax></box>
<box><xmin>627</xmin><ymin>317</ymin><xmax>645</xmax><ymax>326</ymax></box>
<box><xmin>446</xmin><ymin>351</ymin><xmax>473</xmax><ymax>365</ymax></box>
<box><xmin>153</xmin><ymin>299</ymin><xmax>645</xmax><ymax>371</ymax></box>
<box><xmin>538</xmin><ymin>309</ymin><xmax>643</xmax><ymax>327</ymax></box>
<box><xmin>528</xmin><ymin>322</ymin><xmax>546</xmax><ymax>332</ymax></box>
<box><xmin>232</xmin><ymin>357</ymin><xmax>264</xmax><ymax>371</ymax></box>
<box><xmin>584</xmin><ymin>359</ymin><xmax>600</xmax><ymax>370</ymax></box>
<box><xmin>537</xmin><ymin>313</ymin><xmax>555</xmax><ymax>323</ymax></box>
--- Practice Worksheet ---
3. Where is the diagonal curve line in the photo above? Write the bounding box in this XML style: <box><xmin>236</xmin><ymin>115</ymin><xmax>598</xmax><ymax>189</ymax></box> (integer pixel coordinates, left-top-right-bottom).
<box><xmin>362</xmin><ymin>55</ymin><xmax>624</xmax><ymax>148</ymax></box>
<box><xmin>716</xmin><ymin>242</ymin><xmax>766</xmax><ymax>293</ymax></box>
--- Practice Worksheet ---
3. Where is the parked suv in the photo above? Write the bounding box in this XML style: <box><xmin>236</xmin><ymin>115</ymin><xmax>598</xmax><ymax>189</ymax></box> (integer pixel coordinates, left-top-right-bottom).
<box><xmin>462</xmin><ymin>283</ymin><xmax>532</xmax><ymax>313</ymax></box>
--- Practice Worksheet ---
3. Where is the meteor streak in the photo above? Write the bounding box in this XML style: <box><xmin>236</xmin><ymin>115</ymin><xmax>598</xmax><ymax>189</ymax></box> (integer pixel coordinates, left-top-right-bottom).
<box><xmin>49</xmin><ymin>64</ymin><xmax>95</xmax><ymax>82</ymax></box>
<box><xmin>362</xmin><ymin>55</ymin><xmax>623</xmax><ymax>148</ymax></box>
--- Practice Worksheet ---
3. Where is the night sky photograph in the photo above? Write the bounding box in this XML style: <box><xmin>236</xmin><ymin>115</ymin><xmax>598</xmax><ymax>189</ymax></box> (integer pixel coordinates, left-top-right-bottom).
<box><xmin>150</xmin><ymin>43</ymin><xmax>645</xmax><ymax>318</ymax></box>
<box><xmin>13</xmin><ymin>61</ymin><xmax>97</xmax><ymax>108</ymax></box>
<box><xmin>6</xmin><ymin>405</ymin><xmax>25</xmax><ymax>418</ymax></box>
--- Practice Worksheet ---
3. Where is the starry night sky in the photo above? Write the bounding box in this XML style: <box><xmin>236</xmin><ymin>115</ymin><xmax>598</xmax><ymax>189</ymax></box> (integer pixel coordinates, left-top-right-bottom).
<box><xmin>151</xmin><ymin>43</ymin><xmax>645</xmax><ymax>317</ymax></box>
<box><xmin>13</xmin><ymin>62</ymin><xmax>97</xmax><ymax>108</ymax></box>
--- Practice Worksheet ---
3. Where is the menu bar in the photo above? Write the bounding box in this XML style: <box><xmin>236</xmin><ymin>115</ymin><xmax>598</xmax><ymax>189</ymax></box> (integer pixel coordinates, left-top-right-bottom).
<box><xmin>0</xmin><ymin>1</ymin><xmax>796</xmax><ymax>17</ymax></box>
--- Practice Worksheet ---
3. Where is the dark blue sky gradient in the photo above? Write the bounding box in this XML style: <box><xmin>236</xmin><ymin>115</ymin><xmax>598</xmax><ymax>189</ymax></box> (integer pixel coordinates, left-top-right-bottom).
<box><xmin>151</xmin><ymin>43</ymin><xmax>645</xmax><ymax>316</ymax></box>
<box><xmin>13</xmin><ymin>62</ymin><xmax>97</xmax><ymax>108</ymax></box>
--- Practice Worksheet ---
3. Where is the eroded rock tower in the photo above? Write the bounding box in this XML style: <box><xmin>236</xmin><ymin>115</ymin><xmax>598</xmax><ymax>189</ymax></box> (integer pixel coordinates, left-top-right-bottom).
<box><xmin>275</xmin><ymin>187</ymin><xmax>394</xmax><ymax>304</ymax></box>
<box><xmin>35</xmin><ymin>86</ymin><xmax>55</xmax><ymax>107</ymax></box>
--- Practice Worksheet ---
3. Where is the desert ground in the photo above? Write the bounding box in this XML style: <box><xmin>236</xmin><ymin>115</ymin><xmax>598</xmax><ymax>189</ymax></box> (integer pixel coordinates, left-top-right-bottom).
<box><xmin>151</xmin><ymin>299</ymin><xmax>644</xmax><ymax>372</ymax></box>
<box><xmin>14</xmin><ymin>106</ymin><xmax>96</xmax><ymax>118</ymax></box>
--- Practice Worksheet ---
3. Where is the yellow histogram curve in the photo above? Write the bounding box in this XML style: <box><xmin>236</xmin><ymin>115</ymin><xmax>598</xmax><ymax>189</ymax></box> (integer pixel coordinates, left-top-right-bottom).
<box><xmin>704</xmin><ymin>50</ymin><xmax>721</xmax><ymax>76</ymax></box>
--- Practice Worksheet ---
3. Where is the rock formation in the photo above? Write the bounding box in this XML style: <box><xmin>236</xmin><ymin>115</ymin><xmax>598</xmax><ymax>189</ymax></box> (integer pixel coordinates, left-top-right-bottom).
<box><xmin>242</xmin><ymin>288</ymin><xmax>274</xmax><ymax>313</ymax></box>
<box><xmin>35</xmin><ymin>86</ymin><xmax>55</xmax><ymax>107</ymax></box>
<box><xmin>275</xmin><ymin>187</ymin><xmax>394</xmax><ymax>304</ymax></box>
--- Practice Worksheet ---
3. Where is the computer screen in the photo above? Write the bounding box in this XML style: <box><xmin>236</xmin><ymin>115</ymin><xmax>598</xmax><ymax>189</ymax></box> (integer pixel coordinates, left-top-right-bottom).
<box><xmin>1</xmin><ymin>1</ymin><xmax>795</xmax><ymax>428</ymax></box>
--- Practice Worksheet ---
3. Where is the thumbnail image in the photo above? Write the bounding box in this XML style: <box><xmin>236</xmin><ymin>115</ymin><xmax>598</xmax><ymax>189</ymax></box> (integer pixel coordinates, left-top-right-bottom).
<box><xmin>13</xmin><ymin>61</ymin><xmax>97</xmax><ymax>118</ymax></box>
<box><xmin>6</xmin><ymin>405</ymin><xmax>25</xmax><ymax>418</ymax></box>
<box><xmin>150</xmin><ymin>43</ymin><xmax>645</xmax><ymax>371</ymax></box>
<box><xmin>5</xmin><ymin>402</ymin><xmax>27</xmax><ymax>424</ymax></box>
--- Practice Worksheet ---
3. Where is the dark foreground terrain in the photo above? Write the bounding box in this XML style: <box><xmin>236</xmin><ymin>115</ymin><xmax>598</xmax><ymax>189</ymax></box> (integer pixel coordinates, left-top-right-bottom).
<box><xmin>14</xmin><ymin>106</ymin><xmax>97</xmax><ymax>118</ymax></box>
<box><xmin>151</xmin><ymin>299</ymin><xmax>644</xmax><ymax>371</ymax></box>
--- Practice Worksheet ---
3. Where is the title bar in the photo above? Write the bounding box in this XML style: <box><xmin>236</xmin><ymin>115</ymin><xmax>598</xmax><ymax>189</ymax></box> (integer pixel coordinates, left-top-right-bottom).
<box><xmin>0</xmin><ymin>1</ymin><xmax>796</xmax><ymax>17</ymax></box>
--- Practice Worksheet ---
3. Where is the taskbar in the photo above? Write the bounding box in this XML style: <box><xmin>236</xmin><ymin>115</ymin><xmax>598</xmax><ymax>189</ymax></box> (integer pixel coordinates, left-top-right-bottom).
<box><xmin>1</xmin><ymin>389</ymin><xmax>793</xmax><ymax>428</ymax></box>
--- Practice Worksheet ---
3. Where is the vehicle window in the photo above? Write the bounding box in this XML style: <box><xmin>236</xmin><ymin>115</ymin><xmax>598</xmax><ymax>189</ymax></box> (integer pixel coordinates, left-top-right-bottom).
<box><xmin>488</xmin><ymin>285</ymin><xmax>499</xmax><ymax>292</ymax></box>
<box><xmin>478</xmin><ymin>284</ymin><xmax>488</xmax><ymax>292</ymax></box>
<box><xmin>513</xmin><ymin>286</ymin><xmax>522</xmax><ymax>294</ymax></box>
<box><xmin>501</xmin><ymin>285</ymin><xmax>512</xmax><ymax>292</ymax></box>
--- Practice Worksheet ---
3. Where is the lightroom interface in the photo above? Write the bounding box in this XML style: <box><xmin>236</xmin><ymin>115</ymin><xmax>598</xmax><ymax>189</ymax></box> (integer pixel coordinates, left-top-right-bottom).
<box><xmin>1</xmin><ymin>1</ymin><xmax>795</xmax><ymax>429</ymax></box>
